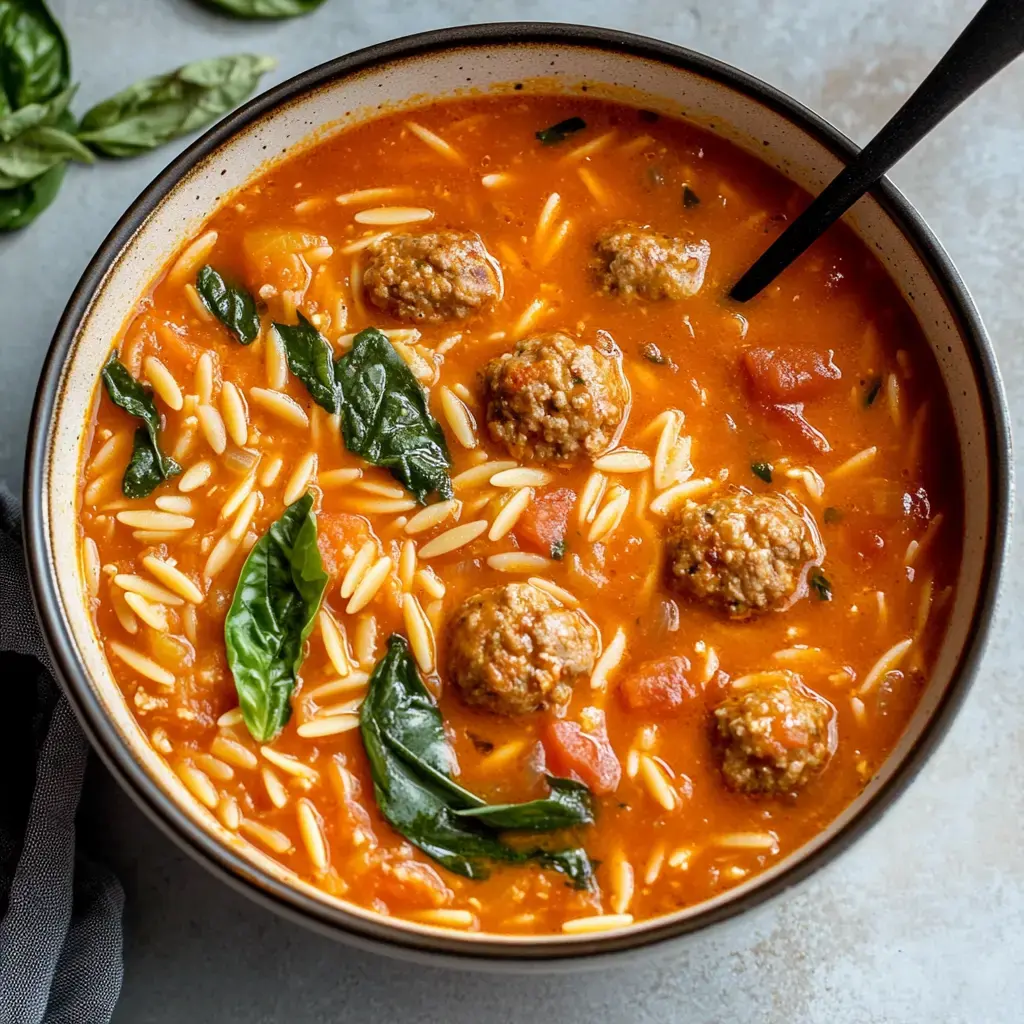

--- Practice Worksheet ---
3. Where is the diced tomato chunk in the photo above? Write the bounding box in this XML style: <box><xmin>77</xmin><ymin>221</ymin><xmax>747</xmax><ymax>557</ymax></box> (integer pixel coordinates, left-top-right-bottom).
<box><xmin>516</xmin><ymin>487</ymin><xmax>575</xmax><ymax>556</ymax></box>
<box><xmin>768</xmin><ymin>402</ymin><xmax>831</xmax><ymax>453</ymax></box>
<box><xmin>544</xmin><ymin>711</ymin><xmax>621</xmax><ymax>795</ymax></box>
<box><xmin>619</xmin><ymin>655</ymin><xmax>696</xmax><ymax>713</ymax></box>
<box><xmin>317</xmin><ymin>513</ymin><xmax>372</xmax><ymax>578</ymax></box>
<box><xmin>242</xmin><ymin>228</ymin><xmax>328</xmax><ymax>296</ymax></box>
<box><xmin>743</xmin><ymin>346</ymin><xmax>841</xmax><ymax>401</ymax></box>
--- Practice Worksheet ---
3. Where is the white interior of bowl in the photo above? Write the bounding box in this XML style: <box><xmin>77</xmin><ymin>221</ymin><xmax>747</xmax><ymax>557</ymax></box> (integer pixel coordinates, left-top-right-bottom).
<box><xmin>41</xmin><ymin>41</ymin><xmax>992</xmax><ymax>946</ymax></box>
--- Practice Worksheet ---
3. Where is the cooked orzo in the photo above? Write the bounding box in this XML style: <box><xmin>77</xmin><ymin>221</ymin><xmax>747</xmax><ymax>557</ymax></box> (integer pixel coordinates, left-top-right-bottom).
<box><xmin>78</xmin><ymin>94</ymin><xmax>962</xmax><ymax>935</ymax></box>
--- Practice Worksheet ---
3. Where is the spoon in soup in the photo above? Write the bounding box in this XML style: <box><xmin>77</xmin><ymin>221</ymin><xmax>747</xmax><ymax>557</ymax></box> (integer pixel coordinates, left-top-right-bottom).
<box><xmin>730</xmin><ymin>0</ymin><xmax>1024</xmax><ymax>302</ymax></box>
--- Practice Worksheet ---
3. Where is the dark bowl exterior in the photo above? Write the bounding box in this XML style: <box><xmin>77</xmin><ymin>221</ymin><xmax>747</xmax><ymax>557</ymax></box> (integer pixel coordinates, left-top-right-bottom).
<box><xmin>22</xmin><ymin>23</ymin><xmax>1012</xmax><ymax>968</ymax></box>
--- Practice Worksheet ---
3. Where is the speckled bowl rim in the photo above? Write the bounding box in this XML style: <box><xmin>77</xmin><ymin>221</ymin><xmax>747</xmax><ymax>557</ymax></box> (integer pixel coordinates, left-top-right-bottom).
<box><xmin>23</xmin><ymin>23</ymin><xmax>1012</xmax><ymax>969</ymax></box>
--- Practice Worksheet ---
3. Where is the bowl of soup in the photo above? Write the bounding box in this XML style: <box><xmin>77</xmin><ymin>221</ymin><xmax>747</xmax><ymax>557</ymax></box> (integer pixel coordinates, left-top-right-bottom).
<box><xmin>24</xmin><ymin>24</ymin><xmax>1010</xmax><ymax>964</ymax></box>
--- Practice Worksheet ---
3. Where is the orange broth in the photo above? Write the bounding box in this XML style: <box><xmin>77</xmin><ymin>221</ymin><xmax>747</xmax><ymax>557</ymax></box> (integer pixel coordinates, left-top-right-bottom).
<box><xmin>77</xmin><ymin>94</ymin><xmax>963</xmax><ymax>935</ymax></box>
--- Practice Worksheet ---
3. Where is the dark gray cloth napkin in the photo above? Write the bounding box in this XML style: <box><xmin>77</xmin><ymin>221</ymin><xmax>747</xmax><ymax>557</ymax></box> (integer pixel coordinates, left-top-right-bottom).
<box><xmin>0</xmin><ymin>490</ymin><xmax>124</xmax><ymax>1023</ymax></box>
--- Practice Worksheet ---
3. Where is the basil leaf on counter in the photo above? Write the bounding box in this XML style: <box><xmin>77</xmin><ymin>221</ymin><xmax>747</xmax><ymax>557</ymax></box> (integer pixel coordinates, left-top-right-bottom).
<box><xmin>198</xmin><ymin>0</ymin><xmax>327</xmax><ymax>17</ymax></box>
<box><xmin>453</xmin><ymin>776</ymin><xmax>594</xmax><ymax>831</ymax></box>
<box><xmin>0</xmin><ymin>0</ymin><xmax>70</xmax><ymax>110</ymax></box>
<box><xmin>78</xmin><ymin>54</ymin><xmax>275</xmax><ymax>158</ymax></box>
<box><xmin>225</xmin><ymin>493</ymin><xmax>328</xmax><ymax>742</ymax></box>
<box><xmin>360</xmin><ymin>635</ymin><xmax>596</xmax><ymax>887</ymax></box>
<box><xmin>535</xmin><ymin>116</ymin><xmax>586</xmax><ymax>146</ymax></box>
<box><xmin>0</xmin><ymin>150</ymin><xmax>61</xmax><ymax>228</ymax></box>
<box><xmin>0</xmin><ymin>119</ymin><xmax>90</xmax><ymax>186</ymax></box>
<box><xmin>335</xmin><ymin>328</ymin><xmax>453</xmax><ymax>504</ymax></box>
<box><xmin>100</xmin><ymin>353</ymin><xmax>180</xmax><ymax>497</ymax></box>
<box><xmin>274</xmin><ymin>313</ymin><xmax>341</xmax><ymax>414</ymax></box>
<box><xmin>197</xmin><ymin>264</ymin><xmax>260</xmax><ymax>344</ymax></box>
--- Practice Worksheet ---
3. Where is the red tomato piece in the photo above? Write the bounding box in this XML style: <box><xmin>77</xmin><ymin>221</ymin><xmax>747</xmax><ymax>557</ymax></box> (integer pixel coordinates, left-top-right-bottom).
<box><xmin>743</xmin><ymin>346</ymin><xmax>841</xmax><ymax>401</ymax></box>
<box><xmin>619</xmin><ymin>655</ymin><xmax>696</xmax><ymax>713</ymax></box>
<box><xmin>768</xmin><ymin>402</ymin><xmax>831</xmax><ymax>453</ymax></box>
<box><xmin>317</xmin><ymin>512</ymin><xmax>372</xmax><ymax>578</ymax></box>
<box><xmin>516</xmin><ymin>488</ymin><xmax>576</xmax><ymax>556</ymax></box>
<box><xmin>544</xmin><ymin>712</ymin><xmax>621</xmax><ymax>795</ymax></box>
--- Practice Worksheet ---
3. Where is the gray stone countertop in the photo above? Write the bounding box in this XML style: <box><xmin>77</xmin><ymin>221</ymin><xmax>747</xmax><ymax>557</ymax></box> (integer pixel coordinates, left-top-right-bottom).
<box><xmin>2</xmin><ymin>1</ymin><xmax>1020</xmax><ymax>1021</ymax></box>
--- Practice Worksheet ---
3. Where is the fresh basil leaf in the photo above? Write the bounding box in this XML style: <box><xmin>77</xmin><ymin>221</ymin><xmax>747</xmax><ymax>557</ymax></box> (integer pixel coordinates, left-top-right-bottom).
<box><xmin>198</xmin><ymin>0</ymin><xmax>327</xmax><ymax>17</ymax></box>
<box><xmin>0</xmin><ymin>121</ymin><xmax>91</xmax><ymax>187</ymax></box>
<box><xmin>0</xmin><ymin>154</ymin><xmax>61</xmax><ymax>229</ymax></box>
<box><xmin>335</xmin><ymin>328</ymin><xmax>453</xmax><ymax>504</ymax></box>
<box><xmin>454</xmin><ymin>776</ymin><xmax>594</xmax><ymax>831</ymax></box>
<box><xmin>100</xmin><ymin>353</ymin><xmax>181</xmax><ymax>496</ymax></box>
<box><xmin>0</xmin><ymin>0</ymin><xmax>70</xmax><ymax>109</ymax></box>
<box><xmin>535</xmin><ymin>116</ymin><xmax>586</xmax><ymax>145</ymax></box>
<box><xmin>196</xmin><ymin>264</ymin><xmax>260</xmax><ymax>345</ymax></box>
<box><xmin>751</xmin><ymin>461</ymin><xmax>773</xmax><ymax>483</ymax></box>
<box><xmin>78</xmin><ymin>54</ymin><xmax>276</xmax><ymax>158</ymax></box>
<box><xmin>360</xmin><ymin>635</ymin><xmax>596</xmax><ymax>888</ymax></box>
<box><xmin>808</xmin><ymin>565</ymin><xmax>832</xmax><ymax>601</ymax></box>
<box><xmin>0</xmin><ymin>80</ymin><xmax>71</xmax><ymax>139</ymax></box>
<box><xmin>274</xmin><ymin>313</ymin><xmax>341</xmax><ymax>413</ymax></box>
<box><xmin>225</xmin><ymin>494</ymin><xmax>328</xmax><ymax>742</ymax></box>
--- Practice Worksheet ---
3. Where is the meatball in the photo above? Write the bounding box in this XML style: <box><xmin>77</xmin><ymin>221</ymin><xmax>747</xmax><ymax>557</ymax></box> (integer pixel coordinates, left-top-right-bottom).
<box><xmin>666</xmin><ymin>489</ymin><xmax>820</xmax><ymax>616</ymax></box>
<box><xmin>446</xmin><ymin>583</ymin><xmax>599</xmax><ymax>716</ymax></box>
<box><xmin>713</xmin><ymin>674</ymin><xmax>835</xmax><ymax>795</ymax></box>
<box><xmin>363</xmin><ymin>230</ymin><xmax>499</xmax><ymax>323</ymax></box>
<box><xmin>593</xmin><ymin>221</ymin><xmax>710</xmax><ymax>300</ymax></box>
<box><xmin>482</xmin><ymin>332</ymin><xmax>627</xmax><ymax>462</ymax></box>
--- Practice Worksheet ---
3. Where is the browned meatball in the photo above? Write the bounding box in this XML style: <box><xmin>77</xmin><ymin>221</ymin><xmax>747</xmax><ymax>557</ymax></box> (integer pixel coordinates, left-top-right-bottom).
<box><xmin>713</xmin><ymin>674</ymin><xmax>835</xmax><ymax>795</ymax></box>
<box><xmin>363</xmin><ymin>230</ymin><xmax>499</xmax><ymax>322</ymax></box>
<box><xmin>593</xmin><ymin>221</ymin><xmax>710</xmax><ymax>300</ymax></box>
<box><xmin>482</xmin><ymin>332</ymin><xmax>627</xmax><ymax>462</ymax></box>
<box><xmin>666</xmin><ymin>489</ymin><xmax>820</xmax><ymax>616</ymax></box>
<box><xmin>446</xmin><ymin>583</ymin><xmax>599</xmax><ymax>716</ymax></box>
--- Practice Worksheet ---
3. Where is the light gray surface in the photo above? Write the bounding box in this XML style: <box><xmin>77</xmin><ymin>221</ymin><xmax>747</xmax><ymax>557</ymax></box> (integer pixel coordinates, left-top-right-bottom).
<box><xmin>2</xmin><ymin>0</ymin><xmax>1021</xmax><ymax>1021</ymax></box>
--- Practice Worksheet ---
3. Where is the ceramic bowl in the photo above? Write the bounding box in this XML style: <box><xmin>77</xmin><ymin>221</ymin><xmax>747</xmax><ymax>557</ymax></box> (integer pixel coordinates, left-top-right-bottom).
<box><xmin>23</xmin><ymin>23</ymin><xmax>1012</xmax><ymax>968</ymax></box>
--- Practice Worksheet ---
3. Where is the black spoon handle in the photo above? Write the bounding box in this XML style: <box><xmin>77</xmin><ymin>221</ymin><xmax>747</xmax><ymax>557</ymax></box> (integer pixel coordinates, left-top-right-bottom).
<box><xmin>730</xmin><ymin>0</ymin><xmax>1024</xmax><ymax>302</ymax></box>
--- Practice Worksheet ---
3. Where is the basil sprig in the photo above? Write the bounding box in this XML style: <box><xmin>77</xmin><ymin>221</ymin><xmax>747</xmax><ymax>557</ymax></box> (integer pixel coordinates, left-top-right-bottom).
<box><xmin>100</xmin><ymin>353</ymin><xmax>181</xmax><ymax>498</ymax></box>
<box><xmin>196</xmin><ymin>265</ymin><xmax>260</xmax><ymax>345</ymax></box>
<box><xmin>78</xmin><ymin>54</ymin><xmax>275</xmax><ymax>158</ymax></box>
<box><xmin>198</xmin><ymin>0</ymin><xmax>327</xmax><ymax>16</ymax></box>
<box><xmin>225</xmin><ymin>494</ymin><xmax>328</xmax><ymax>742</ymax></box>
<box><xmin>360</xmin><ymin>635</ymin><xmax>595</xmax><ymax>888</ymax></box>
<box><xmin>0</xmin><ymin>0</ymin><xmax>69</xmax><ymax>112</ymax></box>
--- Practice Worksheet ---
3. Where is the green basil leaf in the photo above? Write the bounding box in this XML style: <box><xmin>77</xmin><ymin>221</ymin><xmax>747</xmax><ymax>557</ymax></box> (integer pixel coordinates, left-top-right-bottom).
<box><xmin>0</xmin><ymin>121</ymin><xmax>91</xmax><ymax>187</ymax></box>
<box><xmin>454</xmin><ymin>776</ymin><xmax>594</xmax><ymax>831</ymax></box>
<box><xmin>274</xmin><ymin>313</ymin><xmax>342</xmax><ymax>414</ymax></box>
<box><xmin>360</xmin><ymin>635</ymin><xmax>596</xmax><ymax>888</ymax></box>
<box><xmin>535</xmin><ymin>116</ymin><xmax>586</xmax><ymax>145</ymax></box>
<box><xmin>335</xmin><ymin>328</ymin><xmax>453</xmax><ymax>504</ymax></box>
<box><xmin>225</xmin><ymin>493</ymin><xmax>328</xmax><ymax>742</ymax></box>
<box><xmin>0</xmin><ymin>154</ymin><xmax>61</xmax><ymax>229</ymax></box>
<box><xmin>199</xmin><ymin>0</ymin><xmax>327</xmax><ymax>17</ymax></box>
<box><xmin>0</xmin><ymin>80</ymin><xmax>71</xmax><ymax>139</ymax></box>
<box><xmin>0</xmin><ymin>0</ymin><xmax>69</xmax><ymax>108</ymax></box>
<box><xmin>196</xmin><ymin>264</ymin><xmax>260</xmax><ymax>344</ymax></box>
<box><xmin>78</xmin><ymin>54</ymin><xmax>276</xmax><ymax>158</ymax></box>
<box><xmin>100</xmin><ymin>353</ymin><xmax>181</xmax><ymax>496</ymax></box>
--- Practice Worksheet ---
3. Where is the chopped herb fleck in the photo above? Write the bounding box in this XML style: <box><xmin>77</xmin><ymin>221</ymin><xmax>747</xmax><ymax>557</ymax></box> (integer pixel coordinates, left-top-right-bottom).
<box><xmin>682</xmin><ymin>185</ymin><xmax>701</xmax><ymax>208</ymax></box>
<box><xmin>550</xmin><ymin>538</ymin><xmax>566</xmax><ymax>560</ymax></box>
<box><xmin>864</xmin><ymin>377</ymin><xmax>882</xmax><ymax>407</ymax></box>
<box><xmin>808</xmin><ymin>566</ymin><xmax>832</xmax><ymax>601</ymax></box>
<box><xmin>823</xmin><ymin>506</ymin><xmax>843</xmax><ymax>525</ymax></box>
<box><xmin>638</xmin><ymin>109</ymin><xmax>660</xmax><ymax>123</ymax></box>
<box><xmin>570</xmin><ymin>375</ymin><xmax>585</xmax><ymax>386</ymax></box>
<box><xmin>535</xmin><ymin>116</ymin><xmax>586</xmax><ymax>145</ymax></box>
<box><xmin>751</xmin><ymin>461</ymin><xmax>773</xmax><ymax>483</ymax></box>
<box><xmin>640</xmin><ymin>342</ymin><xmax>667</xmax><ymax>365</ymax></box>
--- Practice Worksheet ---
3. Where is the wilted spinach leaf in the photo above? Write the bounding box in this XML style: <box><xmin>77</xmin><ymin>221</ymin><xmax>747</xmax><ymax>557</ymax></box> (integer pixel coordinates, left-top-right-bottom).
<box><xmin>0</xmin><ymin>0</ymin><xmax>69</xmax><ymax>110</ymax></box>
<box><xmin>751</xmin><ymin>461</ymin><xmax>773</xmax><ymax>483</ymax></box>
<box><xmin>198</xmin><ymin>0</ymin><xmax>327</xmax><ymax>16</ymax></box>
<box><xmin>225</xmin><ymin>494</ymin><xmax>328</xmax><ymax>742</ymax></box>
<box><xmin>196</xmin><ymin>264</ymin><xmax>260</xmax><ymax>344</ymax></box>
<box><xmin>100</xmin><ymin>353</ymin><xmax>180</xmax><ymax>497</ymax></box>
<box><xmin>360</xmin><ymin>634</ymin><xmax>595</xmax><ymax>887</ymax></box>
<box><xmin>274</xmin><ymin>313</ymin><xmax>341</xmax><ymax>413</ymax></box>
<box><xmin>682</xmin><ymin>185</ymin><xmax>701</xmax><ymax>208</ymax></box>
<box><xmin>535</xmin><ymin>116</ymin><xmax>586</xmax><ymax>145</ymax></box>
<box><xmin>808</xmin><ymin>566</ymin><xmax>833</xmax><ymax>601</ymax></box>
<box><xmin>78</xmin><ymin>54</ymin><xmax>276</xmax><ymax>158</ymax></box>
<box><xmin>335</xmin><ymin>328</ymin><xmax>452</xmax><ymax>504</ymax></box>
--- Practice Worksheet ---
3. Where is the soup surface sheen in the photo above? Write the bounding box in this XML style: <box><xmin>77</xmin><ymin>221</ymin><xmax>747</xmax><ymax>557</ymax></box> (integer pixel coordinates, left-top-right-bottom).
<box><xmin>77</xmin><ymin>94</ymin><xmax>962</xmax><ymax>937</ymax></box>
